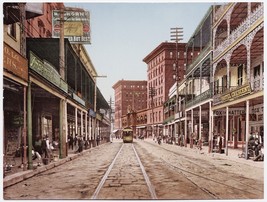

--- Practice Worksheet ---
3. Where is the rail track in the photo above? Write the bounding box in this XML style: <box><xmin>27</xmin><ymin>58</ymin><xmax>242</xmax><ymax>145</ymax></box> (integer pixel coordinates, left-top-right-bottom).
<box><xmin>91</xmin><ymin>143</ymin><xmax>157</xmax><ymax>199</ymax></box>
<box><xmin>142</xmin><ymin>140</ymin><xmax>263</xmax><ymax>199</ymax></box>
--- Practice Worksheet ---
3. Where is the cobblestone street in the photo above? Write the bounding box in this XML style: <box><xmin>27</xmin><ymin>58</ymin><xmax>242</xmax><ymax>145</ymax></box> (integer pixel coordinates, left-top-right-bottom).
<box><xmin>3</xmin><ymin>139</ymin><xmax>264</xmax><ymax>200</ymax></box>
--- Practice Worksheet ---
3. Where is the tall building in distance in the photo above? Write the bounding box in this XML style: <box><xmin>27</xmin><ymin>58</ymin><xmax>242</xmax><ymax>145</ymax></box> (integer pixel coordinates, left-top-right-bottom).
<box><xmin>143</xmin><ymin>42</ymin><xmax>186</xmax><ymax>137</ymax></box>
<box><xmin>112</xmin><ymin>80</ymin><xmax>147</xmax><ymax>133</ymax></box>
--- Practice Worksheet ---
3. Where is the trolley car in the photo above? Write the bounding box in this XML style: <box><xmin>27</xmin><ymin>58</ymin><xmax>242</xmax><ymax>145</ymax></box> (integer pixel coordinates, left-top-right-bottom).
<box><xmin>122</xmin><ymin>127</ymin><xmax>133</xmax><ymax>143</ymax></box>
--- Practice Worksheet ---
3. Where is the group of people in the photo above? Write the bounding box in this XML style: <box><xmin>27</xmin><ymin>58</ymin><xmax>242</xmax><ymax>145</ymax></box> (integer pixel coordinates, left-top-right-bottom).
<box><xmin>27</xmin><ymin>135</ymin><xmax>54</xmax><ymax>166</ymax></box>
<box><xmin>67</xmin><ymin>134</ymin><xmax>101</xmax><ymax>153</ymax></box>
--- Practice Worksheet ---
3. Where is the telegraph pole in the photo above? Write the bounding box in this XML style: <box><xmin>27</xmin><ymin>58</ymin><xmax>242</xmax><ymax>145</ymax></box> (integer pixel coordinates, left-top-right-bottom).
<box><xmin>149</xmin><ymin>87</ymin><xmax>156</xmax><ymax>139</ymax></box>
<box><xmin>170</xmin><ymin>27</ymin><xmax>183</xmax><ymax>145</ymax></box>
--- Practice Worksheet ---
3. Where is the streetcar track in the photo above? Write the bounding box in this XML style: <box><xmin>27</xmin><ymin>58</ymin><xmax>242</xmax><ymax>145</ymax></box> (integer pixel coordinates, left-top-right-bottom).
<box><xmin>143</xmin><ymin>140</ymin><xmax>263</xmax><ymax>198</ymax></box>
<box><xmin>91</xmin><ymin>143</ymin><xmax>157</xmax><ymax>199</ymax></box>
<box><xmin>91</xmin><ymin>144</ymin><xmax>124</xmax><ymax>199</ymax></box>
<box><xmin>132</xmin><ymin>144</ymin><xmax>157</xmax><ymax>199</ymax></box>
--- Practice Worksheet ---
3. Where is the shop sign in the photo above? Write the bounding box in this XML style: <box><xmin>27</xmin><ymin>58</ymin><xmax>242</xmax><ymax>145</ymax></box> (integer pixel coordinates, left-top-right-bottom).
<box><xmin>4</xmin><ymin>43</ymin><xmax>28</xmax><ymax>81</ymax></box>
<box><xmin>249</xmin><ymin>104</ymin><xmax>263</xmax><ymax>114</ymax></box>
<box><xmin>214</xmin><ymin>108</ymin><xmax>246</xmax><ymax>116</ymax></box>
<box><xmin>52</xmin><ymin>10</ymin><xmax>90</xmax><ymax>44</ymax></box>
<box><xmin>220</xmin><ymin>84</ymin><xmax>251</xmax><ymax>103</ymax></box>
<box><xmin>72</xmin><ymin>93</ymin><xmax>85</xmax><ymax>106</ymax></box>
<box><xmin>29</xmin><ymin>52</ymin><xmax>68</xmax><ymax>93</ymax></box>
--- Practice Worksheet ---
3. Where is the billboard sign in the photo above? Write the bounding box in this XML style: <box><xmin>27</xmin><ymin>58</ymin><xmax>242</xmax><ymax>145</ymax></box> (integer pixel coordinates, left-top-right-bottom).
<box><xmin>52</xmin><ymin>9</ymin><xmax>90</xmax><ymax>44</ymax></box>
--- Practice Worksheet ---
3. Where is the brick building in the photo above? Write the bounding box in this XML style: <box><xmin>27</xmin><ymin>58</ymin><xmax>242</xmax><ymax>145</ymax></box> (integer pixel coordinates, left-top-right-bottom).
<box><xmin>112</xmin><ymin>80</ymin><xmax>147</xmax><ymax>135</ymax></box>
<box><xmin>143</xmin><ymin>42</ymin><xmax>186</xmax><ymax>138</ymax></box>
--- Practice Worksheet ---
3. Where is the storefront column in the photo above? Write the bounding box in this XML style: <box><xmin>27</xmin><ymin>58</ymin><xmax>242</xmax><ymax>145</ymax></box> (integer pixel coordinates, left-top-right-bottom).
<box><xmin>22</xmin><ymin>86</ymin><xmax>27</xmax><ymax>171</ymax></box>
<box><xmin>190</xmin><ymin>109</ymin><xmax>194</xmax><ymax>148</ymax></box>
<box><xmin>208</xmin><ymin>102</ymin><xmax>213</xmax><ymax>153</ymax></box>
<box><xmin>245</xmin><ymin>100</ymin><xmax>250</xmax><ymax>159</ymax></box>
<box><xmin>199</xmin><ymin>106</ymin><xmax>202</xmax><ymax>142</ymax></box>
<box><xmin>184</xmin><ymin>112</ymin><xmax>187</xmax><ymax>147</ymax></box>
<box><xmin>89</xmin><ymin>116</ymin><xmax>92</xmax><ymax>140</ymax></box>
<box><xmin>81</xmin><ymin>111</ymin><xmax>83</xmax><ymax>137</ymax></box>
<box><xmin>27</xmin><ymin>81</ymin><xmax>33</xmax><ymax>169</ymax></box>
<box><xmin>85</xmin><ymin>112</ymin><xmax>88</xmax><ymax>140</ymax></box>
<box><xmin>225</xmin><ymin>106</ymin><xmax>229</xmax><ymax>156</ymax></box>
<box><xmin>75</xmin><ymin>108</ymin><xmax>78</xmax><ymax>135</ymax></box>
<box><xmin>59</xmin><ymin>99</ymin><xmax>67</xmax><ymax>158</ymax></box>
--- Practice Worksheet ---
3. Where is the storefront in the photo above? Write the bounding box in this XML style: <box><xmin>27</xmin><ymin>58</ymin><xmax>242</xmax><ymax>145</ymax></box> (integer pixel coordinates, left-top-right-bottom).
<box><xmin>3</xmin><ymin>43</ymin><xmax>28</xmax><ymax>168</ymax></box>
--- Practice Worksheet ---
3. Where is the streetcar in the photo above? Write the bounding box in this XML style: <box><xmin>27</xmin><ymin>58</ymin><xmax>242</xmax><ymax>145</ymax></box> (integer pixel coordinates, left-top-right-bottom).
<box><xmin>122</xmin><ymin>127</ymin><xmax>133</xmax><ymax>143</ymax></box>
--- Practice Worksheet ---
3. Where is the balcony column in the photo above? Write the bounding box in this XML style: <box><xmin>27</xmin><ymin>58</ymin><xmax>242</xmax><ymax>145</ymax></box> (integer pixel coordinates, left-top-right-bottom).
<box><xmin>208</xmin><ymin>101</ymin><xmax>213</xmax><ymax>153</ymax></box>
<box><xmin>75</xmin><ymin>108</ymin><xmax>78</xmax><ymax>136</ymax></box>
<box><xmin>85</xmin><ymin>112</ymin><xmax>88</xmax><ymax>140</ymax></box>
<box><xmin>190</xmin><ymin>109</ymin><xmax>194</xmax><ymax>148</ymax></box>
<box><xmin>199</xmin><ymin>105</ymin><xmax>202</xmax><ymax>149</ymax></box>
<box><xmin>246</xmin><ymin>43</ymin><xmax>251</xmax><ymax>81</ymax></box>
<box><xmin>245</xmin><ymin>100</ymin><xmax>250</xmax><ymax>159</ymax></box>
<box><xmin>184</xmin><ymin>111</ymin><xmax>187</xmax><ymax>147</ymax></box>
<box><xmin>81</xmin><ymin>111</ymin><xmax>83</xmax><ymax>138</ymax></box>
<box><xmin>226</xmin><ymin>60</ymin><xmax>230</xmax><ymax>89</ymax></box>
<box><xmin>225</xmin><ymin>106</ymin><xmax>229</xmax><ymax>156</ymax></box>
<box><xmin>200</xmin><ymin>66</ymin><xmax>202</xmax><ymax>94</ymax></box>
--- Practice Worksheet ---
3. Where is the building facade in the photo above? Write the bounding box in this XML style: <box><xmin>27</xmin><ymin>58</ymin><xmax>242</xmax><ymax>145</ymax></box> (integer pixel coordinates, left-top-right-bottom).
<box><xmin>143</xmin><ymin>42</ymin><xmax>186</xmax><ymax>139</ymax></box>
<box><xmin>3</xmin><ymin>3</ymin><xmax>110</xmax><ymax>171</ymax></box>
<box><xmin>112</xmin><ymin>80</ymin><xmax>147</xmax><ymax>137</ymax></box>
<box><xmin>211</xmin><ymin>2</ymin><xmax>264</xmax><ymax>155</ymax></box>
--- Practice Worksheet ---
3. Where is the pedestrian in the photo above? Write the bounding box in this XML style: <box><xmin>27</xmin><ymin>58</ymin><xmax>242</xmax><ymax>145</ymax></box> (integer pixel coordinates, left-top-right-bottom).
<box><xmin>76</xmin><ymin>136</ymin><xmax>84</xmax><ymax>153</ymax></box>
<box><xmin>96</xmin><ymin>135</ymin><xmax>100</xmax><ymax>146</ymax></box>
<box><xmin>35</xmin><ymin>135</ymin><xmax>43</xmax><ymax>155</ymax></box>
<box><xmin>74</xmin><ymin>134</ymin><xmax>78</xmax><ymax>149</ymax></box>
<box><xmin>41</xmin><ymin>135</ymin><xmax>50</xmax><ymax>161</ymax></box>
<box><xmin>68</xmin><ymin>134</ymin><xmax>74</xmax><ymax>150</ymax></box>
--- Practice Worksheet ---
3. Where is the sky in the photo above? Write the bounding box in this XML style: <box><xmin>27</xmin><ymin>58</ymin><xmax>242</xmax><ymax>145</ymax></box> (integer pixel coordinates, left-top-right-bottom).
<box><xmin>65</xmin><ymin>1</ymin><xmax>214</xmax><ymax>102</ymax></box>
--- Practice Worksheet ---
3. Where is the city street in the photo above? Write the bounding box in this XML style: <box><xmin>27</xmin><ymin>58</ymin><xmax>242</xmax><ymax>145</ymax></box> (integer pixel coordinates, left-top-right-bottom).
<box><xmin>3</xmin><ymin>139</ymin><xmax>264</xmax><ymax>200</ymax></box>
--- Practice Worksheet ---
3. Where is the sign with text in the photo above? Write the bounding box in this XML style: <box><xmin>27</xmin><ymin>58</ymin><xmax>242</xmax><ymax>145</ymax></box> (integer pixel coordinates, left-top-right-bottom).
<box><xmin>29</xmin><ymin>52</ymin><xmax>68</xmax><ymax>93</ymax></box>
<box><xmin>52</xmin><ymin>9</ymin><xmax>91</xmax><ymax>44</ymax></box>
<box><xmin>3</xmin><ymin>43</ymin><xmax>28</xmax><ymax>81</ymax></box>
<box><xmin>215</xmin><ymin>84</ymin><xmax>252</xmax><ymax>104</ymax></box>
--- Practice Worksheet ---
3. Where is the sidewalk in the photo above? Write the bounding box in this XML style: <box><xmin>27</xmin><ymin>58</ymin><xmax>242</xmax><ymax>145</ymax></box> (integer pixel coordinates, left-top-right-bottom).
<box><xmin>142</xmin><ymin>138</ymin><xmax>264</xmax><ymax>169</ymax></box>
<box><xmin>3</xmin><ymin>144</ymin><xmax>105</xmax><ymax>189</ymax></box>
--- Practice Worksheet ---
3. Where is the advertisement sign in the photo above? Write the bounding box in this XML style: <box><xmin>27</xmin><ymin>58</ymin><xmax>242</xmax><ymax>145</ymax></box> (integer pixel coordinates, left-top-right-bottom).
<box><xmin>4</xmin><ymin>43</ymin><xmax>28</xmax><ymax>81</ymax></box>
<box><xmin>52</xmin><ymin>10</ymin><xmax>90</xmax><ymax>44</ymax></box>
<box><xmin>29</xmin><ymin>52</ymin><xmax>68</xmax><ymax>93</ymax></box>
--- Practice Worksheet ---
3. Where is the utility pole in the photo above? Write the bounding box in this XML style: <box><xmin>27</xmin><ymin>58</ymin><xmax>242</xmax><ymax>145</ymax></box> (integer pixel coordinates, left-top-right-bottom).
<box><xmin>59</xmin><ymin>4</ymin><xmax>67</xmax><ymax>158</ymax></box>
<box><xmin>149</xmin><ymin>87</ymin><xmax>156</xmax><ymax>139</ymax></box>
<box><xmin>19</xmin><ymin>3</ymin><xmax>28</xmax><ymax>171</ymax></box>
<box><xmin>170</xmin><ymin>27</ymin><xmax>183</xmax><ymax>145</ymax></box>
<box><xmin>109</xmin><ymin>97</ymin><xmax>114</xmax><ymax>142</ymax></box>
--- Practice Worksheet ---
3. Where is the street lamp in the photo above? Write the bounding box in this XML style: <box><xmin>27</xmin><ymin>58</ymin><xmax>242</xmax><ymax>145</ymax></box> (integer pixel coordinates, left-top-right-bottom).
<box><xmin>170</xmin><ymin>27</ymin><xmax>183</xmax><ymax>145</ymax></box>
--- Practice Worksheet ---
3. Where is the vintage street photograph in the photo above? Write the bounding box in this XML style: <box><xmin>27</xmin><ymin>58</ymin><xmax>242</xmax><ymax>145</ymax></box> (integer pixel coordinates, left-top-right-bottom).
<box><xmin>2</xmin><ymin>0</ymin><xmax>264</xmax><ymax>201</ymax></box>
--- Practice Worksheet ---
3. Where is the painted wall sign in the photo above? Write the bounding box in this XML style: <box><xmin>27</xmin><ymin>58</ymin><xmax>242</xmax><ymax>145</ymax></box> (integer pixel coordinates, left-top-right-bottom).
<box><xmin>29</xmin><ymin>51</ymin><xmax>68</xmax><ymax>93</ymax></box>
<box><xmin>4</xmin><ymin>43</ymin><xmax>28</xmax><ymax>81</ymax></box>
<box><xmin>220</xmin><ymin>84</ymin><xmax>251</xmax><ymax>103</ymax></box>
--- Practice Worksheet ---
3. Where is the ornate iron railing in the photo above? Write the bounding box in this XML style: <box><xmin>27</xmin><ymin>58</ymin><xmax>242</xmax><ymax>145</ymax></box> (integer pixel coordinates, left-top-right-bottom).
<box><xmin>213</xmin><ymin>4</ymin><xmax>263</xmax><ymax>59</ymax></box>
